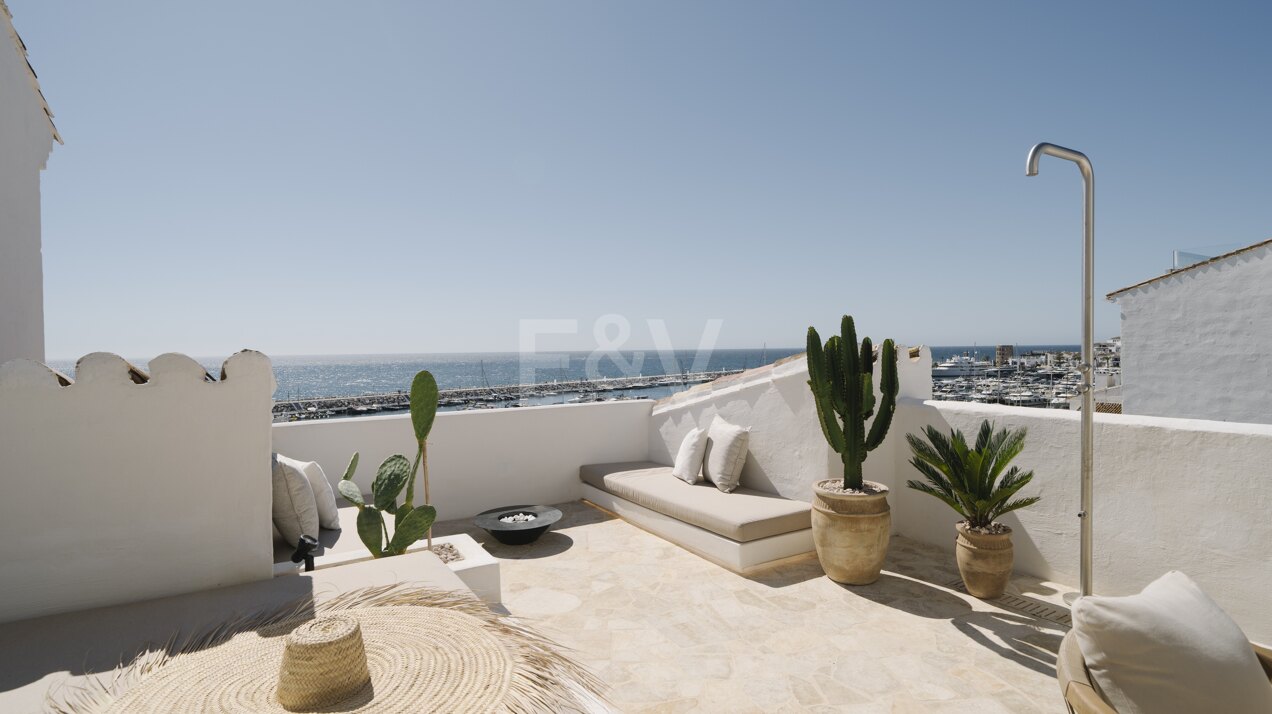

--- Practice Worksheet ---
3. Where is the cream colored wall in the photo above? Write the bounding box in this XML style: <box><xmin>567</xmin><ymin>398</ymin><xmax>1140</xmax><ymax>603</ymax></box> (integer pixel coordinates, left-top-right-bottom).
<box><xmin>0</xmin><ymin>11</ymin><xmax>56</xmax><ymax>364</ymax></box>
<box><xmin>271</xmin><ymin>400</ymin><xmax>653</xmax><ymax>521</ymax></box>
<box><xmin>0</xmin><ymin>351</ymin><xmax>276</xmax><ymax>624</ymax></box>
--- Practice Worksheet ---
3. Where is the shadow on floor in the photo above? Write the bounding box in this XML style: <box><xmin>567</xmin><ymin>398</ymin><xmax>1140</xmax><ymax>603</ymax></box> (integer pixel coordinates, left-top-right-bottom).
<box><xmin>842</xmin><ymin>571</ymin><xmax>1062</xmax><ymax>678</ymax></box>
<box><xmin>0</xmin><ymin>576</ymin><xmax>318</xmax><ymax>694</ymax></box>
<box><xmin>481</xmin><ymin>531</ymin><xmax>577</xmax><ymax>560</ymax></box>
<box><xmin>841</xmin><ymin>572</ymin><xmax>974</xmax><ymax>619</ymax></box>
<box><xmin>432</xmin><ymin>501</ymin><xmax>612</xmax><ymax>560</ymax></box>
<box><xmin>954</xmin><ymin>610</ymin><xmax>1062</xmax><ymax>677</ymax></box>
<box><xmin>743</xmin><ymin>555</ymin><xmax>826</xmax><ymax>588</ymax></box>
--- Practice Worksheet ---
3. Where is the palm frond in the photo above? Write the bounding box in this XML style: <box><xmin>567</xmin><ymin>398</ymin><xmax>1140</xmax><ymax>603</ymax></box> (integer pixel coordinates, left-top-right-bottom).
<box><xmin>904</xmin><ymin>419</ymin><xmax>1041</xmax><ymax>527</ymax></box>
<box><xmin>992</xmin><ymin>496</ymin><xmax>1041</xmax><ymax>521</ymax></box>
<box><xmin>905</xmin><ymin>480</ymin><xmax>968</xmax><ymax>517</ymax></box>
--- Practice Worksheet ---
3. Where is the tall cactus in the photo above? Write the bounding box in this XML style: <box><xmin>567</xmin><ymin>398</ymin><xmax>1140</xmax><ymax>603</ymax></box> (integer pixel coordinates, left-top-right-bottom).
<box><xmin>806</xmin><ymin>315</ymin><xmax>899</xmax><ymax>490</ymax></box>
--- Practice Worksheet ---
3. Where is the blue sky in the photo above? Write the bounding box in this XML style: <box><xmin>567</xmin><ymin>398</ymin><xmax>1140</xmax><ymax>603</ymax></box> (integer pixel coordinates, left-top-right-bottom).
<box><xmin>14</xmin><ymin>1</ymin><xmax>1272</xmax><ymax>358</ymax></box>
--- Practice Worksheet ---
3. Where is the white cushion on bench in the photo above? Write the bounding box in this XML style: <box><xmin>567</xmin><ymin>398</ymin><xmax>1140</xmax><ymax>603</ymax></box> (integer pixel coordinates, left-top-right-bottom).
<box><xmin>580</xmin><ymin>462</ymin><xmax>810</xmax><ymax>542</ymax></box>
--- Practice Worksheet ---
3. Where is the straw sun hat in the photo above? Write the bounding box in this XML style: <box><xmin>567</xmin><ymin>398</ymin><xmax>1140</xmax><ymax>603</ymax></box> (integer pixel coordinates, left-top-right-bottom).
<box><xmin>51</xmin><ymin>586</ymin><xmax>606</xmax><ymax>714</ymax></box>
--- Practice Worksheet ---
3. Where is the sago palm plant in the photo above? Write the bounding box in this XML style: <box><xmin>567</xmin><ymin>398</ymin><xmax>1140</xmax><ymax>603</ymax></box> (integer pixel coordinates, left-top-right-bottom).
<box><xmin>905</xmin><ymin>420</ymin><xmax>1040</xmax><ymax>530</ymax></box>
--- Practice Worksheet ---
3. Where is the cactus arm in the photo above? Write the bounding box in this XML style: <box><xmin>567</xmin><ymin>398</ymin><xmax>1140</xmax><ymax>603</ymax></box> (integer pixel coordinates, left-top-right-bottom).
<box><xmin>405</xmin><ymin>371</ymin><xmax>438</xmax><ymax>509</ymax></box>
<box><xmin>840</xmin><ymin>316</ymin><xmax>864</xmax><ymax>489</ymax></box>
<box><xmin>861</xmin><ymin>372</ymin><xmax>876</xmax><ymax>421</ymax></box>
<box><xmin>341</xmin><ymin>452</ymin><xmax>360</xmax><ymax>483</ymax></box>
<box><xmin>806</xmin><ymin>328</ymin><xmax>846</xmax><ymax>454</ymax></box>
<box><xmin>403</xmin><ymin>445</ymin><xmax>422</xmax><ymax>512</ymax></box>
<box><xmin>824</xmin><ymin>337</ymin><xmax>845</xmax><ymax>416</ymax></box>
<box><xmin>356</xmin><ymin>506</ymin><xmax>385</xmax><ymax>558</ymax></box>
<box><xmin>866</xmin><ymin>339</ymin><xmax>899</xmax><ymax>451</ymax></box>
<box><xmin>389</xmin><ymin>505</ymin><xmax>437</xmax><ymax>555</ymax></box>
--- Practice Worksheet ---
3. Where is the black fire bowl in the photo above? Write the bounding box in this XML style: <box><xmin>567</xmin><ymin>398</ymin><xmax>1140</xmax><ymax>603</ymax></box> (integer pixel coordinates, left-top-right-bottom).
<box><xmin>474</xmin><ymin>504</ymin><xmax>563</xmax><ymax>545</ymax></box>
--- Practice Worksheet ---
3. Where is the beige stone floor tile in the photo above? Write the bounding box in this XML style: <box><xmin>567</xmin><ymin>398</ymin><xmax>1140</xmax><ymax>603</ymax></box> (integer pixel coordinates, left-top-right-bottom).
<box><xmin>433</xmin><ymin>501</ymin><xmax>1068</xmax><ymax>713</ymax></box>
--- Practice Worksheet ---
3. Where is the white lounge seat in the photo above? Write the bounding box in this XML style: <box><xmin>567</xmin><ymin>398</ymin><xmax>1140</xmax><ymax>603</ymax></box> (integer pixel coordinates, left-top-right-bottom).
<box><xmin>580</xmin><ymin>461</ymin><xmax>814</xmax><ymax>573</ymax></box>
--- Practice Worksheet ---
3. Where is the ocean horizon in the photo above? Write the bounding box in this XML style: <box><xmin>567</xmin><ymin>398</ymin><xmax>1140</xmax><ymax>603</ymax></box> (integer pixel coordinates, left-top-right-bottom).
<box><xmin>48</xmin><ymin>344</ymin><xmax>1081</xmax><ymax>401</ymax></box>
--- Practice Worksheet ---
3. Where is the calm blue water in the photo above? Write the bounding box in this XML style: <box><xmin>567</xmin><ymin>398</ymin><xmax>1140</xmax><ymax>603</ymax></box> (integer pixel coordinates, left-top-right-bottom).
<box><xmin>48</xmin><ymin>344</ymin><xmax>1079</xmax><ymax>400</ymax></box>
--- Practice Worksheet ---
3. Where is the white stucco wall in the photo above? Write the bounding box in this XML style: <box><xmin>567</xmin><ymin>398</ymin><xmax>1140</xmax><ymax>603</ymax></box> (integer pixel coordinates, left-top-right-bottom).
<box><xmin>0</xmin><ymin>10</ymin><xmax>56</xmax><ymax>365</ymax></box>
<box><xmin>271</xmin><ymin>400</ymin><xmax>653</xmax><ymax>521</ymax></box>
<box><xmin>639</xmin><ymin>352</ymin><xmax>1270</xmax><ymax>643</ymax></box>
<box><xmin>0</xmin><ymin>351</ymin><xmax>276</xmax><ymax>623</ymax></box>
<box><xmin>889</xmin><ymin>400</ymin><xmax>1272</xmax><ymax>644</ymax></box>
<box><xmin>1113</xmin><ymin>243</ymin><xmax>1272</xmax><ymax>424</ymax></box>
<box><xmin>648</xmin><ymin>349</ymin><xmax>932</xmax><ymax>501</ymax></box>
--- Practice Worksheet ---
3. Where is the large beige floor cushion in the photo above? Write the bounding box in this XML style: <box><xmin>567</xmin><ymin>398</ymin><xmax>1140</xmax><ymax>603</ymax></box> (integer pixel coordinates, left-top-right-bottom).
<box><xmin>580</xmin><ymin>462</ymin><xmax>810</xmax><ymax>542</ymax></box>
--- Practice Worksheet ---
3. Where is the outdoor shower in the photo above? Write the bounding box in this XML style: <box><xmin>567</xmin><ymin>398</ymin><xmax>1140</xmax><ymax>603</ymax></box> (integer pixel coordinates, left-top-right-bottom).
<box><xmin>1026</xmin><ymin>142</ymin><xmax>1095</xmax><ymax>597</ymax></box>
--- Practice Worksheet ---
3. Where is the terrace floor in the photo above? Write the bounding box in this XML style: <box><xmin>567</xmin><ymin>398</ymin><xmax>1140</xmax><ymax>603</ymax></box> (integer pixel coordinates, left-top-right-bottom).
<box><xmin>433</xmin><ymin>501</ymin><xmax>1070</xmax><ymax>713</ymax></box>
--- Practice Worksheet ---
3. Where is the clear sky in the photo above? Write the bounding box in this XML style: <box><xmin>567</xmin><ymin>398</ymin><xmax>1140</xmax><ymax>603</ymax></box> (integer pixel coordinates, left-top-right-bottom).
<box><xmin>13</xmin><ymin>1</ymin><xmax>1272</xmax><ymax>358</ymax></box>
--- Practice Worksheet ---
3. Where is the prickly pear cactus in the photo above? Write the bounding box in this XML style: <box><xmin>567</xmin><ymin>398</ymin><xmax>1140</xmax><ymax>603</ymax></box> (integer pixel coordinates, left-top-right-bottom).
<box><xmin>338</xmin><ymin>369</ymin><xmax>443</xmax><ymax>558</ymax></box>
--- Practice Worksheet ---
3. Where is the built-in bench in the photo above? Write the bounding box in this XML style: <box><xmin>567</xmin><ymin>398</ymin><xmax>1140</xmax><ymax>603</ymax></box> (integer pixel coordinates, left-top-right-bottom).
<box><xmin>273</xmin><ymin>504</ymin><xmax>501</xmax><ymax>605</ymax></box>
<box><xmin>579</xmin><ymin>461</ymin><xmax>814</xmax><ymax>573</ymax></box>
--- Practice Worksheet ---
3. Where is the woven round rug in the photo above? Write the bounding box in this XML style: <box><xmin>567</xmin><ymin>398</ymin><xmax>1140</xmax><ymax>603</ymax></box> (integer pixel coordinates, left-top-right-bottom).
<box><xmin>50</xmin><ymin>586</ymin><xmax>606</xmax><ymax>714</ymax></box>
<box><xmin>104</xmin><ymin>607</ymin><xmax>511</xmax><ymax>714</ymax></box>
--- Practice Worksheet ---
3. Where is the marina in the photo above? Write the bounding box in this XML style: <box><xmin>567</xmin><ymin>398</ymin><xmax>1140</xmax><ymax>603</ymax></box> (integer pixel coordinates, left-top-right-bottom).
<box><xmin>930</xmin><ymin>344</ymin><xmax>1120</xmax><ymax>410</ymax></box>
<box><xmin>272</xmin><ymin>369</ymin><xmax>744</xmax><ymax>422</ymax></box>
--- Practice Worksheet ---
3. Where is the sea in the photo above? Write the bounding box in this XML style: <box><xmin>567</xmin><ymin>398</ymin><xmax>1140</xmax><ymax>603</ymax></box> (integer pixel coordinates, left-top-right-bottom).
<box><xmin>49</xmin><ymin>344</ymin><xmax>1080</xmax><ymax>402</ymax></box>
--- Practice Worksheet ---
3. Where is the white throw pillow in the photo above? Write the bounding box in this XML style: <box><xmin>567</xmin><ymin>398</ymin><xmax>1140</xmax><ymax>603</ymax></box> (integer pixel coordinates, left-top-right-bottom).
<box><xmin>276</xmin><ymin>454</ymin><xmax>341</xmax><ymax>531</ymax></box>
<box><xmin>1072</xmin><ymin>571</ymin><xmax>1272</xmax><ymax>714</ymax></box>
<box><xmin>671</xmin><ymin>427</ymin><xmax>709</xmax><ymax>484</ymax></box>
<box><xmin>702</xmin><ymin>417</ymin><xmax>749</xmax><ymax>493</ymax></box>
<box><xmin>271</xmin><ymin>454</ymin><xmax>320</xmax><ymax>547</ymax></box>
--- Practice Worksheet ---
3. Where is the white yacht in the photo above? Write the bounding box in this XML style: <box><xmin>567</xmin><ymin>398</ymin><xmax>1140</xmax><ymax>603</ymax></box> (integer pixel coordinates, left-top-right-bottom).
<box><xmin>932</xmin><ymin>353</ymin><xmax>993</xmax><ymax>378</ymax></box>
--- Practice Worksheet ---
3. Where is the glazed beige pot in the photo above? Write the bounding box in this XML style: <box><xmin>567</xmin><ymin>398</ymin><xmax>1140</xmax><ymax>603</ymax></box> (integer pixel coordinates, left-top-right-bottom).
<box><xmin>955</xmin><ymin>522</ymin><xmax>1013</xmax><ymax>598</ymax></box>
<box><xmin>810</xmin><ymin>479</ymin><xmax>890</xmax><ymax>585</ymax></box>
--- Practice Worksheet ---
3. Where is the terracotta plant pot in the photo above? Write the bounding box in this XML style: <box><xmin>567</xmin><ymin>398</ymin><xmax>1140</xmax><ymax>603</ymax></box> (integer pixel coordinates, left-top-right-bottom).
<box><xmin>810</xmin><ymin>479</ymin><xmax>890</xmax><ymax>585</ymax></box>
<box><xmin>955</xmin><ymin>522</ymin><xmax>1013</xmax><ymax>598</ymax></box>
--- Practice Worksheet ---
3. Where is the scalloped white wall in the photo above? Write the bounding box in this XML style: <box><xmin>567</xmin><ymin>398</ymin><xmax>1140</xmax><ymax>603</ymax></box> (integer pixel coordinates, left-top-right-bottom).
<box><xmin>0</xmin><ymin>351</ymin><xmax>276</xmax><ymax>623</ymax></box>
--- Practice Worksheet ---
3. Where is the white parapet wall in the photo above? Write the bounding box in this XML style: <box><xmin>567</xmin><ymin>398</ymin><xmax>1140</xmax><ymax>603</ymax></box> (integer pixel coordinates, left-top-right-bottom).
<box><xmin>271</xmin><ymin>400</ymin><xmax>653</xmax><ymax>521</ymax></box>
<box><xmin>642</xmin><ymin>350</ymin><xmax>1271</xmax><ymax>643</ymax></box>
<box><xmin>889</xmin><ymin>399</ymin><xmax>1272</xmax><ymax>644</ymax></box>
<box><xmin>0</xmin><ymin>351</ymin><xmax>276</xmax><ymax>623</ymax></box>
<box><xmin>648</xmin><ymin>349</ymin><xmax>932</xmax><ymax>501</ymax></box>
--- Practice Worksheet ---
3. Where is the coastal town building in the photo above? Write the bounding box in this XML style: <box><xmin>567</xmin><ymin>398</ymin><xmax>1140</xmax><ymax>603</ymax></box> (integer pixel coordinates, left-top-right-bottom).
<box><xmin>994</xmin><ymin>344</ymin><xmax>1014</xmax><ymax>366</ymax></box>
<box><xmin>1108</xmin><ymin>237</ymin><xmax>1272</xmax><ymax>424</ymax></box>
<box><xmin>0</xmin><ymin>1</ymin><xmax>58</xmax><ymax>364</ymax></box>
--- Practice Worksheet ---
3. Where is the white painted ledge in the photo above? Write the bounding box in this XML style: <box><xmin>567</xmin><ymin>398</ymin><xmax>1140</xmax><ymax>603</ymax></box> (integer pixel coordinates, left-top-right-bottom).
<box><xmin>275</xmin><ymin>533</ymin><xmax>501</xmax><ymax>605</ymax></box>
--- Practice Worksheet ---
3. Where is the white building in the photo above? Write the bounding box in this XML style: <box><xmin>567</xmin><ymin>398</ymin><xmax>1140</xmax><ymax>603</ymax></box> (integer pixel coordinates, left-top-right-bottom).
<box><xmin>0</xmin><ymin>0</ymin><xmax>59</xmax><ymax>364</ymax></box>
<box><xmin>1108</xmin><ymin>237</ymin><xmax>1272</xmax><ymax>424</ymax></box>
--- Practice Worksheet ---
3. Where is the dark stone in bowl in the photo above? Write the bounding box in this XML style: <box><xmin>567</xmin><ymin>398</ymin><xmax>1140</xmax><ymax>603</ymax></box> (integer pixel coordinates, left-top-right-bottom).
<box><xmin>474</xmin><ymin>505</ymin><xmax>563</xmax><ymax>545</ymax></box>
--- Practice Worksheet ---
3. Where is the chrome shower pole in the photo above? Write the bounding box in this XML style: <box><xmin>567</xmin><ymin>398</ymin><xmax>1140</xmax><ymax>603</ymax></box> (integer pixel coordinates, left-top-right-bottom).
<box><xmin>1026</xmin><ymin>142</ymin><xmax>1094</xmax><ymax>597</ymax></box>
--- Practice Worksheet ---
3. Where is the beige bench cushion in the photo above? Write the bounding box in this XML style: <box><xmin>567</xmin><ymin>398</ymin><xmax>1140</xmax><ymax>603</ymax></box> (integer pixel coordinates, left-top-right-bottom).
<box><xmin>580</xmin><ymin>462</ymin><xmax>810</xmax><ymax>542</ymax></box>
